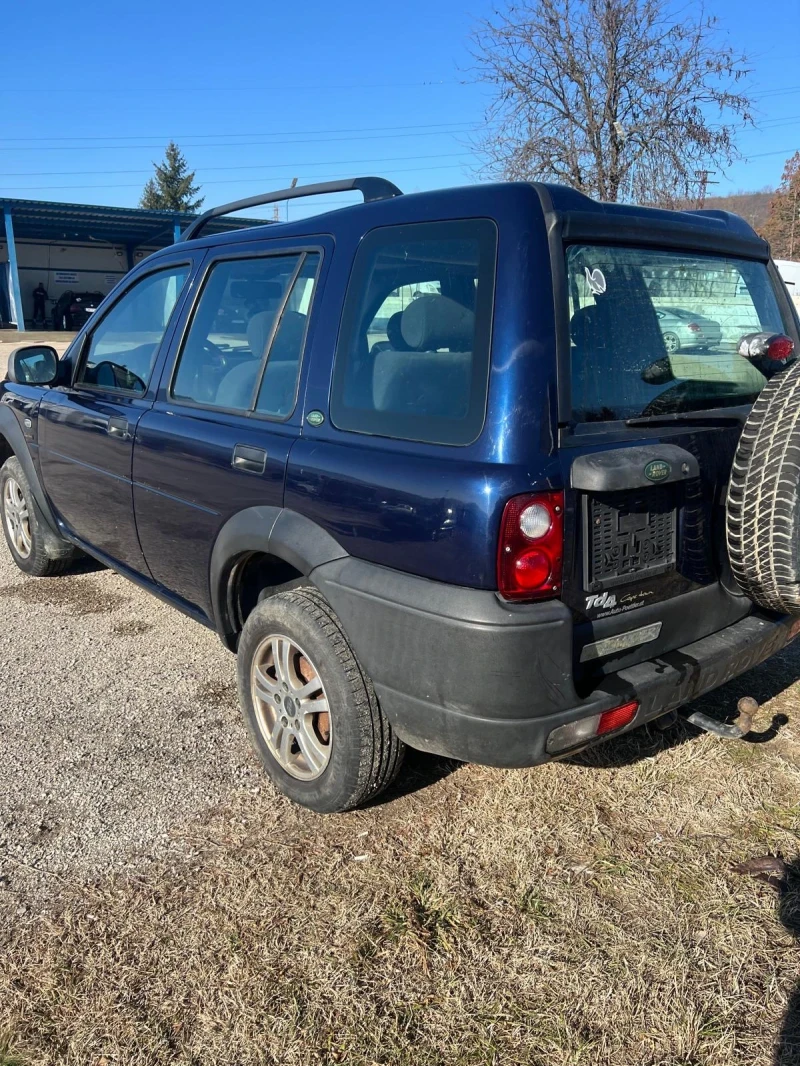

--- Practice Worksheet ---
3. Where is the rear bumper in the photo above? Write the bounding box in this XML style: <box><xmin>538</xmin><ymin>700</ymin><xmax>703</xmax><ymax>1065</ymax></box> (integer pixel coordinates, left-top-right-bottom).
<box><xmin>312</xmin><ymin>558</ymin><xmax>796</xmax><ymax>767</ymax></box>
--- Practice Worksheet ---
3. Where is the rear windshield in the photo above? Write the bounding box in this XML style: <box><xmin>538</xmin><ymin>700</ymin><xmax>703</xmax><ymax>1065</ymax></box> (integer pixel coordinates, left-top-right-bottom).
<box><xmin>567</xmin><ymin>245</ymin><xmax>791</xmax><ymax>421</ymax></box>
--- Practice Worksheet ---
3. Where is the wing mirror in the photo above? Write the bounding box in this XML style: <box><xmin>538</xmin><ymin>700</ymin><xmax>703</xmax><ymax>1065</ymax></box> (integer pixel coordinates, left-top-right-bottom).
<box><xmin>6</xmin><ymin>345</ymin><xmax>60</xmax><ymax>386</ymax></box>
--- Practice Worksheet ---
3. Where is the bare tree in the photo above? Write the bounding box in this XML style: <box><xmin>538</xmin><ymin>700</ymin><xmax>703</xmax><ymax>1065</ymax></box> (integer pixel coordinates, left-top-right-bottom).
<box><xmin>471</xmin><ymin>0</ymin><xmax>753</xmax><ymax>205</ymax></box>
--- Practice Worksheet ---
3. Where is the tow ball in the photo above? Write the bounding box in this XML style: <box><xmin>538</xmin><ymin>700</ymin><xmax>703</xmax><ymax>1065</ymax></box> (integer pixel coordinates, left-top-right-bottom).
<box><xmin>684</xmin><ymin>696</ymin><xmax>758</xmax><ymax>740</ymax></box>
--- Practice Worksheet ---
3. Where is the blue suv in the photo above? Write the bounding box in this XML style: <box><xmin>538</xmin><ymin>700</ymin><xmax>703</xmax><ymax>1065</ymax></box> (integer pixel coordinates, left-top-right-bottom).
<box><xmin>3</xmin><ymin>177</ymin><xmax>800</xmax><ymax>812</ymax></box>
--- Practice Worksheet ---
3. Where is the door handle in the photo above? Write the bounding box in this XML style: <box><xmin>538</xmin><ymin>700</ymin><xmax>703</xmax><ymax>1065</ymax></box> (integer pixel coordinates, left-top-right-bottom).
<box><xmin>232</xmin><ymin>444</ymin><xmax>267</xmax><ymax>474</ymax></box>
<box><xmin>107</xmin><ymin>416</ymin><xmax>129</xmax><ymax>439</ymax></box>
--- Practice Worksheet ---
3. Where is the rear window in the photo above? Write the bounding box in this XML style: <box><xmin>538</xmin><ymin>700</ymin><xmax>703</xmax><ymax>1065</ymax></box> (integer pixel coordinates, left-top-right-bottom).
<box><xmin>567</xmin><ymin>245</ymin><xmax>791</xmax><ymax>421</ymax></box>
<box><xmin>331</xmin><ymin>219</ymin><xmax>497</xmax><ymax>446</ymax></box>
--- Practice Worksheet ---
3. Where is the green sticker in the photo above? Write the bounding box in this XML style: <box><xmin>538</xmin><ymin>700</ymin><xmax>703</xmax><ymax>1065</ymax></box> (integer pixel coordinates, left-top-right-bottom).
<box><xmin>306</xmin><ymin>410</ymin><xmax>325</xmax><ymax>427</ymax></box>
<box><xmin>644</xmin><ymin>460</ymin><xmax>671</xmax><ymax>482</ymax></box>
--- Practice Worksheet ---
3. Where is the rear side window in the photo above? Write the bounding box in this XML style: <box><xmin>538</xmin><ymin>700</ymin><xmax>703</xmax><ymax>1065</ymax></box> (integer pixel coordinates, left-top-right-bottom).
<box><xmin>567</xmin><ymin>245</ymin><xmax>791</xmax><ymax>421</ymax></box>
<box><xmin>171</xmin><ymin>252</ymin><xmax>319</xmax><ymax>417</ymax></box>
<box><xmin>331</xmin><ymin>219</ymin><xmax>497</xmax><ymax>446</ymax></box>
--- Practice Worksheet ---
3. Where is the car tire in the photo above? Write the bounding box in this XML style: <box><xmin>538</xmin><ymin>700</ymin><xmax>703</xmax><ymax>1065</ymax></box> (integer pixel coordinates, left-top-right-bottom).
<box><xmin>0</xmin><ymin>457</ymin><xmax>77</xmax><ymax>577</ymax></box>
<box><xmin>236</xmin><ymin>586</ymin><xmax>405</xmax><ymax>812</ymax></box>
<box><xmin>662</xmin><ymin>331</ymin><xmax>681</xmax><ymax>354</ymax></box>
<box><xmin>726</xmin><ymin>360</ymin><xmax>800</xmax><ymax>612</ymax></box>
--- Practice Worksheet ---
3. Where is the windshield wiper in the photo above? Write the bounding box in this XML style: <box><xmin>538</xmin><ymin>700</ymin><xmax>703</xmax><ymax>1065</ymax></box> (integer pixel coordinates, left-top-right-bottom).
<box><xmin>625</xmin><ymin>411</ymin><xmax>746</xmax><ymax>427</ymax></box>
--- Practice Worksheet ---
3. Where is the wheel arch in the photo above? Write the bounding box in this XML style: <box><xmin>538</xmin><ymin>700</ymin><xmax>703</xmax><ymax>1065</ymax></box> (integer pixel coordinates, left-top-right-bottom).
<box><xmin>0</xmin><ymin>404</ymin><xmax>61</xmax><ymax>536</ymax></box>
<box><xmin>210</xmin><ymin>506</ymin><xmax>349</xmax><ymax>650</ymax></box>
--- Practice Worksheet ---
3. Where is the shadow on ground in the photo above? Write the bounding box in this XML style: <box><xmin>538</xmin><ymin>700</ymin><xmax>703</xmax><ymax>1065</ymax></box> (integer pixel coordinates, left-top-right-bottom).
<box><xmin>777</xmin><ymin>860</ymin><xmax>800</xmax><ymax>1065</ymax></box>
<box><xmin>372</xmin><ymin>747</ymin><xmax>462</xmax><ymax>806</ymax></box>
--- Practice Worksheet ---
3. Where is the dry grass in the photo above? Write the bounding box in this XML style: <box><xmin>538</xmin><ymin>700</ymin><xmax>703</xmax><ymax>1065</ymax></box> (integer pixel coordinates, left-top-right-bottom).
<box><xmin>4</xmin><ymin>652</ymin><xmax>800</xmax><ymax>1065</ymax></box>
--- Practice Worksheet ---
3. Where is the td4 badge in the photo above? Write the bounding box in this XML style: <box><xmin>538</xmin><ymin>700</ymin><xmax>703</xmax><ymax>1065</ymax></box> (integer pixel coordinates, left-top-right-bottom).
<box><xmin>585</xmin><ymin>592</ymin><xmax>617</xmax><ymax>611</ymax></box>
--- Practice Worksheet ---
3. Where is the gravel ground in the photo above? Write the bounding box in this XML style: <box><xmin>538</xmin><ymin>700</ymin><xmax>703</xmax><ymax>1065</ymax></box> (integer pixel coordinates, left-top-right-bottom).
<box><xmin>0</xmin><ymin>549</ymin><xmax>262</xmax><ymax>912</ymax></box>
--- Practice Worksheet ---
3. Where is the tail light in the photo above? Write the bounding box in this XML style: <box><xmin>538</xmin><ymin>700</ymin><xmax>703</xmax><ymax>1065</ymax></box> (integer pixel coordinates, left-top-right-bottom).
<box><xmin>767</xmin><ymin>335</ymin><xmax>795</xmax><ymax>361</ymax></box>
<box><xmin>497</xmin><ymin>490</ymin><xmax>564</xmax><ymax>601</ymax></box>
<box><xmin>739</xmin><ymin>332</ymin><xmax>795</xmax><ymax>362</ymax></box>
<box><xmin>688</xmin><ymin>322</ymin><xmax>701</xmax><ymax>333</ymax></box>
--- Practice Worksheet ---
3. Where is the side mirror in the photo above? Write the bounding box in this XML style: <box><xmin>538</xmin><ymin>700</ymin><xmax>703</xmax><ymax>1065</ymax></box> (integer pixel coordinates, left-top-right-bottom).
<box><xmin>6</xmin><ymin>345</ymin><xmax>60</xmax><ymax>386</ymax></box>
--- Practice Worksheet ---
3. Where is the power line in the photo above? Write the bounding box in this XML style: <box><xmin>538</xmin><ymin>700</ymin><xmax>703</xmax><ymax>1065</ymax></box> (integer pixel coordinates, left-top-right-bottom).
<box><xmin>0</xmin><ymin>120</ymin><xmax>480</xmax><ymax>144</ymax></box>
<box><xmin>0</xmin><ymin>151</ymin><xmax>473</xmax><ymax>179</ymax></box>
<box><xmin>0</xmin><ymin>162</ymin><xmax>473</xmax><ymax>195</ymax></box>
<box><xmin>0</xmin><ymin>127</ymin><xmax>479</xmax><ymax>153</ymax></box>
<box><xmin>0</xmin><ymin>79</ymin><xmax>461</xmax><ymax>95</ymax></box>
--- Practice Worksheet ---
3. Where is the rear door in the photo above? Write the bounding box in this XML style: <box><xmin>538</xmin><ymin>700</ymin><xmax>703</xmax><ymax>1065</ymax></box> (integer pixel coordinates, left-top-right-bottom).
<box><xmin>133</xmin><ymin>237</ymin><xmax>328</xmax><ymax>618</ymax></box>
<box><xmin>38</xmin><ymin>260</ymin><xmax>194</xmax><ymax>574</ymax></box>
<box><xmin>559</xmin><ymin>243</ymin><xmax>797</xmax><ymax>678</ymax></box>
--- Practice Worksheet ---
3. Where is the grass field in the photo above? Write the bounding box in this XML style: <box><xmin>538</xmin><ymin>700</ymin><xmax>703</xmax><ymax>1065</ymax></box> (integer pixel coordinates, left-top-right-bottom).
<box><xmin>3</xmin><ymin>645</ymin><xmax>800</xmax><ymax>1065</ymax></box>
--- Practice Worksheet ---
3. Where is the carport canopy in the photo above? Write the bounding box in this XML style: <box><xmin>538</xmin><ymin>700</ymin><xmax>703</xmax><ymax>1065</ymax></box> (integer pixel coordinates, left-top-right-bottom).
<box><xmin>1</xmin><ymin>197</ymin><xmax>267</xmax><ymax>331</ymax></box>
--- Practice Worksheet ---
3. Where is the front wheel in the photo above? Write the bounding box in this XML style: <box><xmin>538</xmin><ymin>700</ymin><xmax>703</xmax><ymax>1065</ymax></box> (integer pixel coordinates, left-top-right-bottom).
<box><xmin>237</xmin><ymin>587</ymin><xmax>405</xmax><ymax>812</ymax></box>
<box><xmin>0</xmin><ymin>457</ymin><xmax>77</xmax><ymax>576</ymax></box>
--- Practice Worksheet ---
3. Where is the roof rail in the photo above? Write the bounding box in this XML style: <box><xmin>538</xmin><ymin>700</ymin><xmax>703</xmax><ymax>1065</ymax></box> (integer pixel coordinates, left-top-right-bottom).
<box><xmin>179</xmin><ymin>176</ymin><xmax>403</xmax><ymax>242</ymax></box>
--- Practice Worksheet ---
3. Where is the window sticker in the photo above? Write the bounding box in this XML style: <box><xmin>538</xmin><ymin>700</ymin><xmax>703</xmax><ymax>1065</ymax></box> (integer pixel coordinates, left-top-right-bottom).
<box><xmin>585</xmin><ymin>267</ymin><xmax>607</xmax><ymax>295</ymax></box>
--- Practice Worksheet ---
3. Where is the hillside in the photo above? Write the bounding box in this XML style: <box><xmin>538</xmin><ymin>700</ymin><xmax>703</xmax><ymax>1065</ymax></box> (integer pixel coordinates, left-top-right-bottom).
<box><xmin>700</xmin><ymin>188</ymin><xmax>774</xmax><ymax>231</ymax></box>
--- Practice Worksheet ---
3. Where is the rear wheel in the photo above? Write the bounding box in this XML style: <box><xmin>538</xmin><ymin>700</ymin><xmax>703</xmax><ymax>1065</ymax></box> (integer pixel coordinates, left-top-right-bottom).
<box><xmin>0</xmin><ymin>457</ymin><xmax>77</xmax><ymax>577</ymax></box>
<box><xmin>662</xmin><ymin>331</ymin><xmax>681</xmax><ymax>354</ymax></box>
<box><xmin>236</xmin><ymin>587</ymin><xmax>405</xmax><ymax>812</ymax></box>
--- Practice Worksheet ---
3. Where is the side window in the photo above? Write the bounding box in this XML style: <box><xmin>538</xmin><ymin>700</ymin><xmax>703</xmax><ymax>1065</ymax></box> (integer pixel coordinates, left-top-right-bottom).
<box><xmin>77</xmin><ymin>266</ymin><xmax>189</xmax><ymax>395</ymax></box>
<box><xmin>171</xmin><ymin>252</ymin><xmax>319</xmax><ymax>417</ymax></box>
<box><xmin>255</xmin><ymin>253</ymin><xmax>320</xmax><ymax>417</ymax></box>
<box><xmin>330</xmin><ymin>219</ymin><xmax>497</xmax><ymax>446</ymax></box>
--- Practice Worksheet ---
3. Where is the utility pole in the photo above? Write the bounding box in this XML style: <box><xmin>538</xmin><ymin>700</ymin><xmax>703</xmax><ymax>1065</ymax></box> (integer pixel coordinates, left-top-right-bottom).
<box><xmin>790</xmin><ymin>188</ymin><xmax>799</xmax><ymax>260</ymax></box>
<box><xmin>694</xmin><ymin>169</ymin><xmax>719</xmax><ymax>208</ymax></box>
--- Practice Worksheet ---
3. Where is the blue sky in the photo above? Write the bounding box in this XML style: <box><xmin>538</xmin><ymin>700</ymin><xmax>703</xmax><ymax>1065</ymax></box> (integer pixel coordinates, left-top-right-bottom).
<box><xmin>2</xmin><ymin>0</ymin><xmax>799</xmax><ymax>216</ymax></box>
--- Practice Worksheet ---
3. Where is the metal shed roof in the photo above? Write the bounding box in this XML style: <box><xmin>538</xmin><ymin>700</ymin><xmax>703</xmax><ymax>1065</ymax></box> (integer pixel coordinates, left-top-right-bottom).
<box><xmin>0</xmin><ymin>197</ymin><xmax>269</xmax><ymax>248</ymax></box>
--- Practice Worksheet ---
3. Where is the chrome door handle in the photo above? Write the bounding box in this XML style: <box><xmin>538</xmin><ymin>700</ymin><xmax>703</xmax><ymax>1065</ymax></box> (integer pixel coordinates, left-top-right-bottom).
<box><xmin>107</xmin><ymin>416</ymin><xmax>129</xmax><ymax>439</ymax></box>
<box><xmin>232</xmin><ymin>444</ymin><xmax>267</xmax><ymax>474</ymax></box>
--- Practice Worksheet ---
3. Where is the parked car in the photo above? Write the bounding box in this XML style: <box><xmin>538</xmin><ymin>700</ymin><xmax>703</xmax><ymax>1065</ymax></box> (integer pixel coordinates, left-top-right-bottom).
<box><xmin>655</xmin><ymin>306</ymin><xmax>722</xmax><ymax>352</ymax></box>
<box><xmin>2</xmin><ymin>178</ymin><xmax>800</xmax><ymax>813</ymax></box>
<box><xmin>52</xmin><ymin>290</ymin><xmax>104</xmax><ymax>331</ymax></box>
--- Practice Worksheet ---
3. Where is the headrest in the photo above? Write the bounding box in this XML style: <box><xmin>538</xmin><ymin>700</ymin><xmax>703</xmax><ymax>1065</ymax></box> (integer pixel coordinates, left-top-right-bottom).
<box><xmin>570</xmin><ymin>304</ymin><xmax>608</xmax><ymax>349</ymax></box>
<box><xmin>270</xmin><ymin>310</ymin><xmax>307</xmax><ymax>359</ymax></box>
<box><xmin>400</xmin><ymin>294</ymin><xmax>475</xmax><ymax>352</ymax></box>
<box><xmin>247</xmin><ymin>310</ymin><xmax>274</xmax><ymax>359</ymax></box>
<box><xmin>386</xmin><ymin>312</ymin><xmax>409</xmax><ymax>351</ymax></box>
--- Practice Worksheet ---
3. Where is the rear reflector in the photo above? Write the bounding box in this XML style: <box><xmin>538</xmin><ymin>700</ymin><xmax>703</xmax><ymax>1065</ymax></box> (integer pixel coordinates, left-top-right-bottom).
<box><xmin>546</xmin><ymin>700</ymin><xmax>640</xmax><ymax>754</ymax></box>
<box><xmin>597</xmin><ymin>701</ymin><xmax>639</xmax><ymax>735</ymax></box>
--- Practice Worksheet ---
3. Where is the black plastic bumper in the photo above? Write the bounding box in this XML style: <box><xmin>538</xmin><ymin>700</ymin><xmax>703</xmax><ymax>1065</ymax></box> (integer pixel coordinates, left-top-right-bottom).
<box><xmin>312</xmin><ymin>557</ymin><xmax>796</xmax><ymax>767</ymax></box>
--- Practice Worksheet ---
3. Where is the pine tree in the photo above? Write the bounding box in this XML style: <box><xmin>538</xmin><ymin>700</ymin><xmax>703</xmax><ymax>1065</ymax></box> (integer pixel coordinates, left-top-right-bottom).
<box><xmin>762</xmin><ymin>152</ymin><xmax>800</xmax><ymax>259</ymax></box>
<box><xmin>139</xmin><ymin>142</ymin><xmax>204</xmax><ymax>213</ymax></box>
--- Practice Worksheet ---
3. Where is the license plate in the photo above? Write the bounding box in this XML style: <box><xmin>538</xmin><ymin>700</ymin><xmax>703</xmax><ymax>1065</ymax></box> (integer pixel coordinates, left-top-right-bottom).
<box><xmin>585</xmin><ymin>487</ymin><xmax>676</xmax><ymax>591</ymax></box>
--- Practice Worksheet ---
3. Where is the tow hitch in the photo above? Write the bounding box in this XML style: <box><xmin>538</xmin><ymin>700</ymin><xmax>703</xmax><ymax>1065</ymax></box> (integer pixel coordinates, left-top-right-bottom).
<box><xmin>685</xmin><ymin>696</ymin><xmax>758</xmax><ymax>740</ymax></box>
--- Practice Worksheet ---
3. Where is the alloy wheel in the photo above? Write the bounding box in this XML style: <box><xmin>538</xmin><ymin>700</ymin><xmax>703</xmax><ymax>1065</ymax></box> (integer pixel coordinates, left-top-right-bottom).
<box><xmin>251</xmin><ymin>634</ymin><xmax>332</xmax><ymax>780</ymax></box>
<box><xmin>3</xmin><ymin>477</ymin><xmax>32</xmax><ymax>559</ymax></box>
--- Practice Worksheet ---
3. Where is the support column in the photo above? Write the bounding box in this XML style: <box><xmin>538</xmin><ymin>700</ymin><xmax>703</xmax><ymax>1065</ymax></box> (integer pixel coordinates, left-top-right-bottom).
<box><xmin>3</xmin><ymin>207</ymin><xmax>25</xmax><ymax>332</ymax></box>
<box><xmin>125</xmin><ymin>244</ymin><xmax>135</xmax><ymax>272</ymax></box>
<box><xmin>173</xmin><ymin>221</ymin><xmax>181</xmax><ymax>243</ymax></box>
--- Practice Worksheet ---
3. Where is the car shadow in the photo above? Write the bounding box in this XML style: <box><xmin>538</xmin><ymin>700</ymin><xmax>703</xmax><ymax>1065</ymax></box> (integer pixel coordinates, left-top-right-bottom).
<box><xmin>368</xmin><ymin>747</ymin><xmax>462</xmax><ymax>807</ymax></box>
<box><xmin>776</xmin><ymin>859</ymin><xmax>800</xmax><ymax>1065</ymax></box>
<box><xmin>68</xmin><ymin>555</ymin><xmax>106</xmax><ymax>576</ymax></box>
<box><xmin>571</xmin><ymin>638</ymin><xmax>800</xmax><ymax>770</ymax></box>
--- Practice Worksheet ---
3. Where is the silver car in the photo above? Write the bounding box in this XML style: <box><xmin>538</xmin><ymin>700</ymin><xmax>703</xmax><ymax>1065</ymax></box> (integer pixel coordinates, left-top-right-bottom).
<box><xmin>656</xmin><ymin>306</ymin><xmax>722</xmax><ymax>353</ymax></box>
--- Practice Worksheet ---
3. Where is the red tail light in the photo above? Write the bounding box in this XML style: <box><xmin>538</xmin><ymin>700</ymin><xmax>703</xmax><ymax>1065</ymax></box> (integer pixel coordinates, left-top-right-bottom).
<box><xmin>767</xmin><ymin>334</ymin><xmax>795</xmax><ymax>361</ymax></box>
<box><xmin>688</xmin><ymin>322</ymin><xmax>701</xmax><ymax>333</ymax></box>
<box><xmin>497</xmin><ymin>490</ymin><xmax>564</xmax><ymax>601</ymax></box>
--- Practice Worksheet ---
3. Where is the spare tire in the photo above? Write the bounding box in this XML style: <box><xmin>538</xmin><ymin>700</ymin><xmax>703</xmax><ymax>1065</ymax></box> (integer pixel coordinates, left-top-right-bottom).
<box><xmin>727</xmin><ymin>360</ymin><xmax>800</xmax><ymax>613</ymax></box>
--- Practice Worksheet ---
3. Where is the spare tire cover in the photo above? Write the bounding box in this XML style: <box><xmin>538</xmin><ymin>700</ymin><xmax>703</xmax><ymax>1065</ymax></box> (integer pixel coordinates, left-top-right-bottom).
<box><xmin>727</xmin><ymin>360</ymin><xmax>800</xmax><ymax>613</ymax></box>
